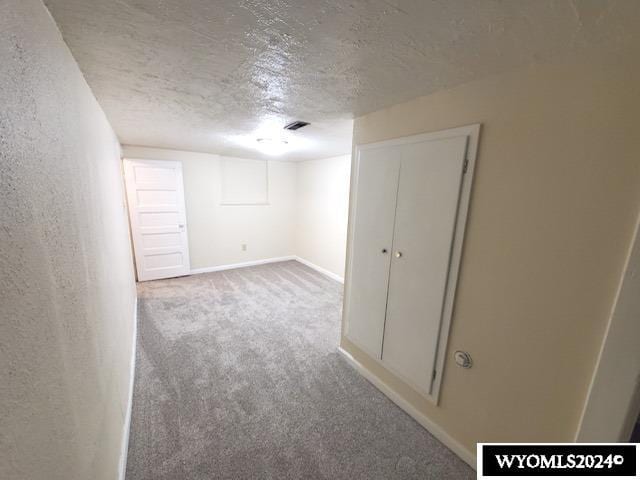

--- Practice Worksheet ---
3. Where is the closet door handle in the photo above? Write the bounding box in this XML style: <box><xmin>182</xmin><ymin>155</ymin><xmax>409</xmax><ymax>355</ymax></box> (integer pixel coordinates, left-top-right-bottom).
<box><xmin>395</xmin><ymin>251</ymin><xmax>402</xmax><ymax>258</ymax></box>
<box><xmin>381</xmin><ymin>248</ymin><xmax>388</xmax><ymax>254</ymax></box>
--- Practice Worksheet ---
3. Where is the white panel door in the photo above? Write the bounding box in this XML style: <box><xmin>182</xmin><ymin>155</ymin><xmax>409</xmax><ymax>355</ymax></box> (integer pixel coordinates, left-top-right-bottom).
<box><xmin>382</xmin><ymin>135</ymin><xmax>468</xmax><ymax>394</ymax></box>
<box><xmin>344</xmin><ymin>145</ymin><xmax>400</xmax><ymax>359</ymax></box>
<box><xmin>123</xmin><ymin>159</ymin><xmax>191</xmax><ymax>281</ymax></box>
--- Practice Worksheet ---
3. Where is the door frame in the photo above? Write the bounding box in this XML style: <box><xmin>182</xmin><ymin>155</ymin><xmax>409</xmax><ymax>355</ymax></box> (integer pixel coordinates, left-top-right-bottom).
<box><xmin>576</xmin><ymin>210</ymin><xmax>640</xmax><ymax>442</ymax></box>
<box><xmin>342</xmin><ymin>123</ymin><xmax>481</xmax><ymax>405</ymax></box>
<box><xmin>123</xmin><ymin>158</ymin><xmax>191</xmax><ymax>282</ymax></box>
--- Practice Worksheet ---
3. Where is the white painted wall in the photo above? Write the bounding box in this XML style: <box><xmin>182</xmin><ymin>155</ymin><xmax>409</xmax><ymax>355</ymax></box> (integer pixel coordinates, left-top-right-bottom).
<box><xmin>0</xmin><ymin>1</ymin><xmax>137</xmax><ymax>479</ymax></box>
<box><xmin>344</xmin><ymin>58</ymin><xmax>640</xmax><ymax>458</ymax></box>
<box><xmin>122</xmin><ymin>147</ymin><xmax>297</xmax><ymax>271</ymax></box>
<box><xmin>122</xmin><ymin>147</ymin><xmax>351</xmax><ymax>279</ymax></box>
<box><xmin>295</xmin><ymin>155</ymin><xmax>351</xmax><ymax>279</ymax></box>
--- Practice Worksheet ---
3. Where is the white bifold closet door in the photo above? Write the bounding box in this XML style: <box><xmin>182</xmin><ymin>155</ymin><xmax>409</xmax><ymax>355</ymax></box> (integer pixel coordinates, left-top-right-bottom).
<box><xmin>345</xmin><ymin>125</ymin><xmax>479</xmax><ymax>402</ymax></box>
<box><xmin>382</xmin><ymin>136</ymin><xmax>467</xmax><ymax>393</ymax></box>
<box><xmin>346</xmin><ymin>145</ymin><xmax>400</xmax><ymax>359</ymax></box>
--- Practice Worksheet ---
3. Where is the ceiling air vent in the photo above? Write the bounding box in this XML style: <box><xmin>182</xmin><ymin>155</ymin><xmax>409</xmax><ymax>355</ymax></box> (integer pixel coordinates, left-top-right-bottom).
<box><xmin>284</xmin><ymin>120</ymin><xmax>310</xmax><ymax>131</ymax></box>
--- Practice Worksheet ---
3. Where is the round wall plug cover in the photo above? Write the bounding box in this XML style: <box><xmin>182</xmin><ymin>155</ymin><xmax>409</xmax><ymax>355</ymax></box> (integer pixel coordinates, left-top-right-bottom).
<box><xmin>454</xmin><ymin>350</ymin><xmax>473</xmax><ymax>369</ymax></box>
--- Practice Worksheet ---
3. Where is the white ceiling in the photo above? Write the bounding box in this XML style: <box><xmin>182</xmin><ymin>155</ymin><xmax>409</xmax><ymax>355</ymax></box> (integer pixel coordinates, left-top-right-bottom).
<box><xmin>44</xmin><ymin>0</ymin><xmax>640</xmax><ymax>161</ymax></box>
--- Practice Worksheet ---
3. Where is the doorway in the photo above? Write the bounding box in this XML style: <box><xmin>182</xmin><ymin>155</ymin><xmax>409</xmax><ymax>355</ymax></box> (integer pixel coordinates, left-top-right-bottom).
<box><xmin>123</xmin><ymin>159</ymin><xmax>191</xmax><ymax>281</ymax></box>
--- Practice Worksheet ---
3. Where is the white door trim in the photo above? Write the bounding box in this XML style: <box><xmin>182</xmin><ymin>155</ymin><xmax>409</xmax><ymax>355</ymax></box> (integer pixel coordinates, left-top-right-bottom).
<box><xmin>576</xmin><ymin>210</ymin><xmax>640</xmax><ymax>441</ymax></box>
<box><xmin>342</xmin><ymin>123</ymin><xmax>481</xmax><ymax>405</ymax></box>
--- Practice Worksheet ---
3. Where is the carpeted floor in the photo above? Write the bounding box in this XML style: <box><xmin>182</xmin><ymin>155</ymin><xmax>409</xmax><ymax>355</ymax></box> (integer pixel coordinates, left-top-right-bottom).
<box><xmin>126</xmin><ymin>260</ymin><xmax>474</xmax><ymax>479</ymax></box>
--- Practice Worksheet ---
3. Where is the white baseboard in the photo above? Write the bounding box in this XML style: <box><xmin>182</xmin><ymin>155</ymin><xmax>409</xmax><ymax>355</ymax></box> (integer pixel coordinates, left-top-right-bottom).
<box><xmin>118</xmin><ymin>296</ymin><xmax>138</xmax><ymax>480</ymax></box>
<box><xmin>294</xmin><ymin>256</ymin><xmax>344</xmax><ymax>283</ymax></box>
<box><xmin>337</xmin><ymin>347</ymin><xmax>476</xmax><ymax>469</ymax></box>
<box><xmin>189</xmin><ymin>255</ymin><xmax>344</xmax><ymax>284</ymax></box>
<box><xmin>189</xmin><ymin>256</ymin><xmax>296</xmax><ymax>275</ymax></box>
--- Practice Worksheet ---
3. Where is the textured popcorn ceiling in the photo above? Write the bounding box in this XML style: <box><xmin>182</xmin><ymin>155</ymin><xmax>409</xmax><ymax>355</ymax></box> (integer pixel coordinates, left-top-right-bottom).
<box><xmin>44</xmin><ymin>0</ymin><xmax>640</xmax><ymax>161</ymax></box>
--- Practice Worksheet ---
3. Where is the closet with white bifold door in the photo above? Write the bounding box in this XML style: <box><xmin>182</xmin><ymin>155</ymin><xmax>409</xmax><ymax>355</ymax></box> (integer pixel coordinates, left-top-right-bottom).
<box><xmin>344</xmin><ymin>124</ymin><xmax>480</xmax><ymax>404</ymax></box>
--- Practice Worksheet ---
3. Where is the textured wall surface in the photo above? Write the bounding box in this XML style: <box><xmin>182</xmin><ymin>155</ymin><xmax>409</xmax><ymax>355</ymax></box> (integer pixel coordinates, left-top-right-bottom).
<box><xmin>296</xmin><ymin>155</ymin><xmax>351</xmax><ymax>278</ymax></box>
<box><xmin>43</xmin><ymin>0</ymin><xmax>640</xmax><ymax>160</ymax></box>
<box><xmin>0</xmin><ymin>1</ymin><xmax>137</xmax><ymax>479</ymax></box>
<box><xmin>122</xmin><ymin>146</ymin><xmax>297</xmax><ymax>270</ymax></box>
<box><xmin>344</xmin><ymin>58</ymin><xmax>640</xmax><ymax>456</ymax></box>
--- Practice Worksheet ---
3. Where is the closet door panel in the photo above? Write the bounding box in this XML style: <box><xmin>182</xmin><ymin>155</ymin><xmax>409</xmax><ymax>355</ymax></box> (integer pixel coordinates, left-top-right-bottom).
<box><xmin>345</xmin><ymin>145</ymin><xmax>400</xmax><ymax>359</ymax></box>
<box><xmin>382</xmin><ymin>135</ymin><xmax>468</xmax><ymax>393</ymax></box>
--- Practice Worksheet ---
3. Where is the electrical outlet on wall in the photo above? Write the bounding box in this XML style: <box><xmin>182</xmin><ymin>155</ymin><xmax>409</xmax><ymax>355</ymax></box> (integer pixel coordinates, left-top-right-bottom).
<box><xmin>241</xmin><ymin>244</ymin><xmax>247</xmax><ymax>251</ymax></box>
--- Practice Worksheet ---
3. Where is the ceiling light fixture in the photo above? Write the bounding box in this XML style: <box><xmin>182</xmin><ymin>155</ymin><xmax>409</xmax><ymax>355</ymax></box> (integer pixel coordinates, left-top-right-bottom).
<box><xmin>256</xmin><ymin>137</ymin><xmax>289</xmax><ymax>156</ymax></box>
<box><xmin>227</xmin><ymin>117</ymin><xmax>314</xmax><ymax>157</ymax></box>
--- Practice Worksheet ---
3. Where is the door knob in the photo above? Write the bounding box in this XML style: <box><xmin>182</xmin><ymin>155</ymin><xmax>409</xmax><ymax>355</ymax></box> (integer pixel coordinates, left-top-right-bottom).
<box><xmin>381</xmin><ymin>248</ymin><xmax>388</xmax><ymax>254</ymax></box>
<box><xmin>395</xmin><ymin>251</ymin><xmax>402</xmax><ymax>258</ymax></box>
